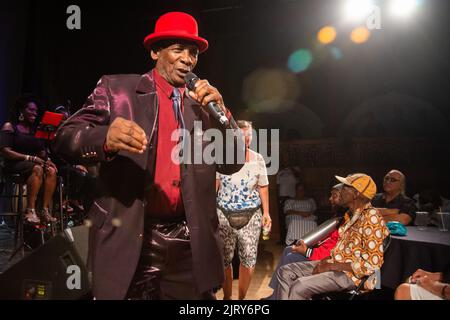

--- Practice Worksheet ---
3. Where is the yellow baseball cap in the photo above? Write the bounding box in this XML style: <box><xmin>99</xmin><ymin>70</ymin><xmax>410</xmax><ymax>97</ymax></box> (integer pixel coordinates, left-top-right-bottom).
<box><xmin>335</xmin><ymin>173</ymin><xmax>377</xmax><ymax>200</ymax></box>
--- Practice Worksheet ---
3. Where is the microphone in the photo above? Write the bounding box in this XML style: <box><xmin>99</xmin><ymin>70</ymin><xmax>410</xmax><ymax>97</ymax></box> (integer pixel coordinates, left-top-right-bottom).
<box><xmin>184</xmin><ymin>72</ymin><xmax>230</xmax><ymax>127</ymax></box>
<box><xmin>298</xmin><ymin>217</ymin><xmax>342</xmax><ymax>247</ymax></box>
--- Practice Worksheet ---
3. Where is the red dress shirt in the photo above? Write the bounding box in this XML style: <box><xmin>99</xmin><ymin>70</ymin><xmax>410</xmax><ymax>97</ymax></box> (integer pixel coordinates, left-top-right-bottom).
<box><xmin>146</xmin><ymin>69</ymin><xmax>185</xmax><ymax>217</ymax></box>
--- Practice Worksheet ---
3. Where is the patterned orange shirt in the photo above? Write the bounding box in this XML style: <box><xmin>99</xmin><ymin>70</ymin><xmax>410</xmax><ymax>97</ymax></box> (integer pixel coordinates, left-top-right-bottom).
<box><xmin>330</xmin><ymin>203</ymin><xmax>390</xmax><ymax>290</ymax></box>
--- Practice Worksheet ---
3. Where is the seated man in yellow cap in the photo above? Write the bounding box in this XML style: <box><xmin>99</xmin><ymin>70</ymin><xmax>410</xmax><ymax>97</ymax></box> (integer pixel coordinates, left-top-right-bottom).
<box><xmin>274</xmin><ymin>173</ymin><xmax>390</xmax><ymax>300</ymax></box>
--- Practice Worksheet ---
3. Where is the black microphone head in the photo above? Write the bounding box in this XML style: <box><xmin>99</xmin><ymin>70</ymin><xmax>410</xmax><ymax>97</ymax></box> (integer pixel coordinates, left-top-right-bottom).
<box><xmin>184</xmin><ymin>72</ymin><xmax>199</xmax><ymax>91</ymax></box>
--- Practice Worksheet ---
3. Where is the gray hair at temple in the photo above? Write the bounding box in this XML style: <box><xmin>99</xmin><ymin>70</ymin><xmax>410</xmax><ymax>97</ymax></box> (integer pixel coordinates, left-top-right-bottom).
<box><xmin>389</xmin><ymin>169</ymin><xmax>406</xmax><ymax>195</ymax></box>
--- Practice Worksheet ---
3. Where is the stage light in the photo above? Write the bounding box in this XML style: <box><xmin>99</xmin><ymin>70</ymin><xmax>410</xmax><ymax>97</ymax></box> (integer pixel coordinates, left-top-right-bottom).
<box><xmin>350</xmin><ymin>27</ymin><xmax>371</xmax><ymax>44</ymax></box>
<box><xmin>287</xmin><ymin>49</ymin><xmax>313</xmax><ymax>73</ymax></box>
<box><xmin>390</xmin><ymin>0</ymin><xmax>420</xmax><ymax>17</ymax></box>
<box><xmin>317</xmin><ymin>26</ymin><xmax>337</xmax><ymax>45</ymax></box>
<box><xmin>345</xmin><ymin>0</ymin><xmax>374</xmax><ymax>21</ymax></box>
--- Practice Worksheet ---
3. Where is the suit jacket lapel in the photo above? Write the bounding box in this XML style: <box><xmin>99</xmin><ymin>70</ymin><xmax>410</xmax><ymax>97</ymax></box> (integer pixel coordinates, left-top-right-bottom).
<box><xmin>183</xmin><ymin>93</ymin><xmax>202</xmax><ymax>133</ymax></box>
<box><xmin>137</xmin><ymin>72</ymin><xmax>199</xmax><ymax>134</ymax></box>
<box><xmin>132</xmin><ymin>73</ymin><xmax>201</xmax><ymax>169</ymax></box>
<box><xmin>129</xmin><ymin>71</ymin><xmax>157</xmax><ymax>169</ymax></box>
<box><xmin>135</xmin><ymin>71</ymin><xmax>157</xmax><ymax>133</ymax></box>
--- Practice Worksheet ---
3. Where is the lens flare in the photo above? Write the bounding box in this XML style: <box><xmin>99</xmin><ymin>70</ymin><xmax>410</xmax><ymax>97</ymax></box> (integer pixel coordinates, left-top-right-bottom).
<box><xmin>243</xmin><ymin>68</ymin><xmax>301</xmax><ymax>112</ymax></box>
<box><xmin>330</xmin><ymin>47</ymin><xmax>343</xmax><ymax>60</ymax></box>
<box><xmin>287</xmin><ymin>49</ymin><xmax>313</xmax><ymax>73</ymax></box>
<box><xmin>345</xmin><ymin>0</ymin><xmax>374</xmax><ymax>21</ymax></box>
<box><xmin>390</xmin><ymin>0</ymin><xmax>421</xmax><ymax>17</ymax></box>
<box><xmin>317</xmin><ymin>26</ymin><xmax>337</xmax><ymax>45</ymax></box>
<box><xmin>350</xmin><ymin>27</ymin><xmax>371</xmax><ymax>44</ymax></box>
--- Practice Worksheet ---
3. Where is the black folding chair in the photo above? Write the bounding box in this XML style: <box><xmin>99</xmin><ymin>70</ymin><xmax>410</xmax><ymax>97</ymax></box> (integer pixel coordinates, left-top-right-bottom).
<box><xmin>315</xmin><ymin>234</ymin><xmax>392</xmax><ymax>300</ymax></box>
<box><xmin>0</xmin><ymin>172</ymin><xmax>27</xmax><ymax>259</ymax></box>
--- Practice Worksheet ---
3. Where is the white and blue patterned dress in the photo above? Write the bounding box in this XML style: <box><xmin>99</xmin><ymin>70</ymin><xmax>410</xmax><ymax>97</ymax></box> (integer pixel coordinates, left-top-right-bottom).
<box><xmin>216</xmin><ymin>150</ymin><xmax>269</xmax><ymax>268</ymax></box>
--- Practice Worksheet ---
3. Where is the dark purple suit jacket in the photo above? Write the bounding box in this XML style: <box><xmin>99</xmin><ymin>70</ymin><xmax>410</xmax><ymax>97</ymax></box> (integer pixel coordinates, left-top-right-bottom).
<box><xmin>52</xmin><ymin>71</ymin><xmax>243</xmax><ymax>299</ymax></box>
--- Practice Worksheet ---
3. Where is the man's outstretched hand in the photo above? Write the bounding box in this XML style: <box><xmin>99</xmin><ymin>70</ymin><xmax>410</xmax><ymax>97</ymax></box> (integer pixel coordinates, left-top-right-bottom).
<box><xmin>105</xmin><ymin>117</ymin><xmax>147</xmax><ymax>154</ymax></box>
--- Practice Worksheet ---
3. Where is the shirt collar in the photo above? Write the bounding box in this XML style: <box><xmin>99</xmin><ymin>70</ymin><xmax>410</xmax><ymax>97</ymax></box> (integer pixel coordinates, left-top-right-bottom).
<box><xmin>382</xmin><ymin>192</ymin><xmax>403</xmax><ymax>203</ymax></box>
<box><xmin>341</xmin><ymin>202</ymin><xmax>373</xmax><ymax>233</ymax></box>
<box><xmin>152</xmin><ymin>69</ymin><xmax>186</xmax><ymax>98</ymax></box>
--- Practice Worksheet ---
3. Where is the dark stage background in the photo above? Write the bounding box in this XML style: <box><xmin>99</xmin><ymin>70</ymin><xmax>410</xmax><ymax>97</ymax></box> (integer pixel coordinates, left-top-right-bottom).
<box><xmin>1</xmin><ymin>0</ymin><xmax>449</xmax><ymax>196</ymax></box>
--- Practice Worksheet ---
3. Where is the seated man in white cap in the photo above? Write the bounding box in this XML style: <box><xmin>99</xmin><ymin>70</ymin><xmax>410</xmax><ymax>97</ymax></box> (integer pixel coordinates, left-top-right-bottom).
<box><xmin>274</xmin><ymin>173</ymin><xmax>390</xmax><ymax>300</ymax></box>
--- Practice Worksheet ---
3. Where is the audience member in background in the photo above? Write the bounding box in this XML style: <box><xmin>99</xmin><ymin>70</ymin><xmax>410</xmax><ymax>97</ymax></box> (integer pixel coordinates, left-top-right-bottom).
<box><xmin>275</xmin><ymin>173</ymin><xmax>389</xmax><ymax>300</ymax></box>
<box><xmin>444</xmin><ymin>200</ymin><xmax>450</xmax><ymax>212</ymax></box>
<box><xmin>284</xmin><ymin>183</ymin><xmax>317</xmax><ymax>246</ymax></box>
<box><xmin>276</xmin><ymin>162</ymin><xmax>301</xmax><ymax>244</ymax></box>
<box><xmin>216</xmin><ymin>120</ymin><xmax>272</xmax><ymax>300</ymax></box>
<box><xmin>263</xmin><ymin>183</ymin><xmax>345</xmax><ymax>299</ymax></box>
<box><xmin>371</xmin><ymin>169</ymin><xmax>417</xmax><ymax>225</ymax></box>
<box><xmin>0</xmin><ymin>95</ymin><xmax>58</xmax><ymax>225</ymax></box>
<box><xmin>395</xmin><ymin>268</ymin><xmax>450</xmax><ymax>300</ymax></box>
<box><xmin>413</xmin><ymin>188</ymin><xmax>448</xmax><ymax>213</ymax></box>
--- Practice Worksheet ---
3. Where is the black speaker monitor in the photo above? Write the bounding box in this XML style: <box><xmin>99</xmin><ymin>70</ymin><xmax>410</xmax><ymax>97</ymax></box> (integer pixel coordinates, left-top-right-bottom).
<box><xmin>0</xmin><ymin>225</ymin><xmax>91</xmax><ymax>300</ymax></box>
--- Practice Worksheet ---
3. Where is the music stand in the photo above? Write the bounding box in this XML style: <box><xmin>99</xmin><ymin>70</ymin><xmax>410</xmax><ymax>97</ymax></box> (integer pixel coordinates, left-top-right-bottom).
<box><xmin>35</xmin><ymin>112</ymin><xmax>63</xmax><ymax>141</ymax></box>
<box><xmin>35</xmin><ymin>112</ymin><xmax>64</xmax><ymax>232</ymax></box>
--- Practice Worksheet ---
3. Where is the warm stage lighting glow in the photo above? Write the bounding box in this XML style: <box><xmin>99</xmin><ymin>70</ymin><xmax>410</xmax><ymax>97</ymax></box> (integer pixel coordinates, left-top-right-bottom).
<box><xmin>390</xmin><ymin>0</ymin><xmax>420</xmax><ymax>17</ymax></box>
<box><xmin>243</xmin><ymin>68</ymin><xmax>301</xmax><ymax>112</ymax></box>
<box><xmin>350</xmin><ymin>27</ymin><xmax>371</xmax><ymax>44</ymax></box>
<box><xmin>317</xmin><ymin>26</ymin><xmax>337</xmax><ymax>45</ymax></box>
<box><xmin>345</xmin><ymin>0</ymin><xmax>374</xmax><ymax>21</ymax></box>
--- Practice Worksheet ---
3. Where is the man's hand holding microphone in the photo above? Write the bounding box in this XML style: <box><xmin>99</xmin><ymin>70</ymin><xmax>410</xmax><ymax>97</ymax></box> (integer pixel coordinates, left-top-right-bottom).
<box><xmin>104</xmin><ymin>73</ymin><xmax>230</xmax><ymax>155</ymax></box>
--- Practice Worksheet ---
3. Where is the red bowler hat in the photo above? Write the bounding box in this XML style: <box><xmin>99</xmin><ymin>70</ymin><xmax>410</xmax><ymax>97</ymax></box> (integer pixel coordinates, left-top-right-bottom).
<box><xmin>143</xmin><ymin>12</ymin><xmax>209</xmax><ymax>53</ymax></box>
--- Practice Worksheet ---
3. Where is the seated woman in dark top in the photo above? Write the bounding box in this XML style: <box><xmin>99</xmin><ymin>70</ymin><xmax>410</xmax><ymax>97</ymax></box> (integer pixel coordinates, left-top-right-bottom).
<box><xmin>371</xmin><ymin>169</ymin><xmax>417</xmax><ymax>225</ymax></box>
<box><xmin>0</xmin><ymin>96</ymin><xmax>58</xmax><ymax>225</ymax></box>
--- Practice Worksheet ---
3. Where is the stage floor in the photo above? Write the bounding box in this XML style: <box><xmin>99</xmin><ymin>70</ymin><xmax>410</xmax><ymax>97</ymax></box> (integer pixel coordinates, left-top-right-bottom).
<box><xmin>0</xmin><ymin>222</ymin><xmax>283</xmax><ymax>300</ymax></box>
<box><xmin>215</xmin><ymin>239</ymin><xmax>282</xmax><ymax>300</ymax></box>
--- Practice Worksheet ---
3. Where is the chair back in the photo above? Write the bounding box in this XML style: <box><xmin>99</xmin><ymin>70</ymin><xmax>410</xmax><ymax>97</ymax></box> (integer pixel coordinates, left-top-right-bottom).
<box><xmin>0</xmin><ymin>161</ymin><xmax>27</xmax><ymax>214</ymax></box>
<box><xmin>383</xmin><ymin>234</ymin><xmax>392</xmax><ymax>253</ymax></box>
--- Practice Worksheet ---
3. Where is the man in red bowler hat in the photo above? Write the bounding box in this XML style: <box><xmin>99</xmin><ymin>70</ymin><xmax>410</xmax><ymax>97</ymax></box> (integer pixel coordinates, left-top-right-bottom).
<box><xmin>53</xmin><ymin>11</ymin><xmax>244</xmax><ymax>300</ymax></box>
